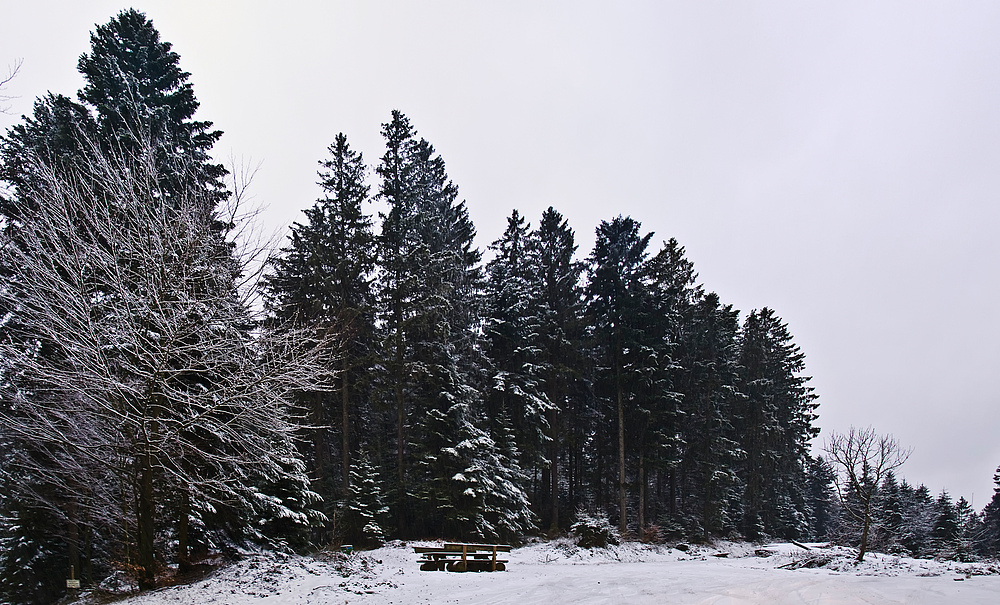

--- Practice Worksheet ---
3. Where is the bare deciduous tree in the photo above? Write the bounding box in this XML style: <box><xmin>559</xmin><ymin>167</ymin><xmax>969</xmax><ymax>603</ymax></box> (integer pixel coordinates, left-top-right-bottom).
<box><xmin>0</xmin><ymin>130</ymin><xmax>335</xmax><ymax>588</ymax></box>
<box><xmin>824</xmin><ymin>426</ymin><xmax>911</xmax><ymax>561</ymax></box>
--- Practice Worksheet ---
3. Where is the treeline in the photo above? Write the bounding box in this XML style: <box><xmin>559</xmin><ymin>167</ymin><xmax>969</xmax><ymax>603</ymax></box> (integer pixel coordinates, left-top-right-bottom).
<box><xmin>1</xmin><ymin>9</ymin><xmax>999</xmax><ymax>605</ymax></box>
<box><xmin>827</xmin><ymin>470</ymin><xmax>1000</xmax><ymax>562</ymax></box>
<box><xmin>265</xmin><ymin>107</ymin><xmax>824</xmax><ymax>549</ymax></box>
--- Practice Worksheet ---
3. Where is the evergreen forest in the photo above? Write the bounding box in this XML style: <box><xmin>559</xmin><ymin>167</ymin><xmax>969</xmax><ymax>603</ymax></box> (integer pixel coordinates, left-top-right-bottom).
<box><xmin>1</xmin><ymin>9</ymin><xmax>999</xmax><ymax>604</ymax></box>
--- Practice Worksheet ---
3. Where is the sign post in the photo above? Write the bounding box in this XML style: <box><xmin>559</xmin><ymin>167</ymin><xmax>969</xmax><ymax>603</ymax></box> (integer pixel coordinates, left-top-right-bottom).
<box><xmin>66</xmin><ymin>565</ymin><xmax>80</xmax><ymax>590</ymax></box>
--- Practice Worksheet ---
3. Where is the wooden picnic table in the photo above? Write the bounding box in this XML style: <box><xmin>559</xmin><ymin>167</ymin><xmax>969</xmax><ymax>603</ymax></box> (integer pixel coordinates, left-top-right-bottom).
<box><xmin>414</xmin><ymin>542</ymin><xmax>512</xmax><ymax>572</ymax></box>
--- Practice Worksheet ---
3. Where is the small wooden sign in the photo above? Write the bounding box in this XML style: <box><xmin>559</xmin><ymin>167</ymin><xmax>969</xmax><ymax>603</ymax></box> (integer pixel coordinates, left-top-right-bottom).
<box><xmin>66</xmin><ymin>579</ymin><xmax>81</xmax><ymax>589</ymax></box>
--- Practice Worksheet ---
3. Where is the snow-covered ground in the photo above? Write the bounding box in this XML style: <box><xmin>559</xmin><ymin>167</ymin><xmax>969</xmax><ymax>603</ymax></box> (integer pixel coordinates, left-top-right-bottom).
<box><xmin>75</xmin><ymin>540</ymin><xmax>1000</xmax><ymax>604</ymax></box>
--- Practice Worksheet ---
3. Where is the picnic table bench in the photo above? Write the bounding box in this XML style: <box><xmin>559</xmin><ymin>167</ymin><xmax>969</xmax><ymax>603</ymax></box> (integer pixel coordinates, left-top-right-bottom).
<box><xmin>414</xmin><ymin>542</ymin><xmax>512</xmax><ymax>572</ymax></box>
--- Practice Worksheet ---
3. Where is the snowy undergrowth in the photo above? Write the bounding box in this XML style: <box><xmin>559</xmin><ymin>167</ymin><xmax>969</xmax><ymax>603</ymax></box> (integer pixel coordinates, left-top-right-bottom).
<box><xmin>74</xmin><ymin>550</ymin><xmax>398</xmax><ymax>604</ymax></box>
<box><xmin>770</xmin><ymin>544</ymin><xmax>1000</xmax><ymax>578</ymax></box>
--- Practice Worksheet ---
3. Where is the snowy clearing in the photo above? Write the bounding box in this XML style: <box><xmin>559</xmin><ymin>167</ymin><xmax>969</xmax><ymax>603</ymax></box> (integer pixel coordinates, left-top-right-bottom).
<box><xmin>76</xmin><ymin>540</ymin><xmax>1000</xmax><ymax>605</ymax></box>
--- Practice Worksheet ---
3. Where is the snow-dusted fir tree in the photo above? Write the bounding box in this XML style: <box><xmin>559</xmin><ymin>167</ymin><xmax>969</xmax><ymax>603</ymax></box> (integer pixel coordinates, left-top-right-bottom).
<box><xmin>736</xmin><ymin>308</ymin><xmax>819</xmax><ymax>540</ymax></box>
<box><xmin>806</xmin><ymin>455</ymin><xmax>838</xmax><ymax>541</ymax></box>
<box><xmin>376</xmin><ymin>110</ymin><xmax>422</xmax><ymax>529</ymax></box>
<box><xmin>76</xmin><ymin>9</ymin><xmax>226</xmax><ymax>204</ymax></box>
<box><xmin>483</xmin><ymin>210</ymin><xmax>552</xmax><ymax>498</ymax></box>
<box><xmin>530</xmin><ymin>207</ymin><xmax>586</xmax><ymax>531</ymax></box>
<box><xmin>895</xmin><ymin>481</ymin><xmax>935</xmax><ymax>557</ymax></box>
<box><xmin>872</xmin><ymin>471</ymin><xmax>905</xmax><ymax>553</ymax></box>
<box><xmin>0</xmin><ymin>442</ymin><xmax>73</xmax><ymax>605</ymax></box>
<box><xmin>931</xmin><ymin>491</ymin><xmax>960</xmax><ymax>557</ymax></box>
<box><xmin>264</xmin><ymin>132</ymin><xmax>377</xmax><ymax>539</ymax></box>
<box><xmin>666</xmin><ymin>283</ymin><xmax>743</xmax><ymax>538</ymax></box>
<box><xmin>641</xmin><ymin>238</ymin><xmax>698</xmax><ymax>535</ymax></box>
<box><xmin>375</xmin><ymin>111</ymin><xmax>532</xmax><ymax>539</ymax></box>
<box><xmin>339</xmin><ymin>452</ymin><xmax>390</xmax><ymax>548</ymax></box>
<box><xmin>952</xmin><ymin>496</ymin><xmax>977</xmax><ymax>561</ymax></box>
<box><xmin>586</xmin><ymin>216</ymin><xmax>655</xmax><ymax>535</ymax></box>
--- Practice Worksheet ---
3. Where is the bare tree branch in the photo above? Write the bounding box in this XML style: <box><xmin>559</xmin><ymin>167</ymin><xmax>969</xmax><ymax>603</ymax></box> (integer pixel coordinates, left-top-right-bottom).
<box><xmin>0</xmin><ymin>58</ymin><xmax>23</xmax><ymax>114</ymax></box>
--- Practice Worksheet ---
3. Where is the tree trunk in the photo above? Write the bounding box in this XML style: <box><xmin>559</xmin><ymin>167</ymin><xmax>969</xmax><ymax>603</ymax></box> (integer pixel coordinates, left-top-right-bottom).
<box><xmin>669</xmin><ymin>469</ymin><xmax>677</xmax><ymax>518</ymax></box>
<box><xmin>858</xmin><ymin>503</ymin><xmax>871</xmax><ymax>562</ymax></box>
<box><xmin>312</xmin><ymin>392</ymin><xmax>331</xmax><ymax>486</ymax></box>
<box><xmin>83</xmin><ymin>523</ymin><xmax>93</xmax><ymax>585</ymax></box>
<box><xmin>540</xmin><ymin>466</ymin><xmax>551</xmax><ymax>527</ymax></box>
<box><xmin>342</xmin><ymin>367</ymin><xmax>351</xmax><ymax>490</ymax></box>
<box><xmin>638</xmin><ymin>455</ymin><xmax>645</xmax><ymax>536</ymax></box>
<box><xmin>67</xmin><ymin>500</ymin><xmax>80</xmax><ymax>586</ymax></box>
<box><xmin>568</xmin><ymin>444</ymin><xmax>576</xmax><ymax>512</ymax></box>
<box><xmin>618</xmin><ymin>380</ymin><xmax>626</xmax><ymax>536</ymax></box>
<box><xmin>137</xmin><ymin>452</ymin><xmax>156</xmax><ymax>590</ymax></box>
<box><xmin>550</xmin><ymin>418</ymin><xmax>559</xmax><ymax>532</ymax></box>
<box><xmin>395</xmin><ymin>318</ymin><xmax>406</xmax><ymax>535</ymax></box>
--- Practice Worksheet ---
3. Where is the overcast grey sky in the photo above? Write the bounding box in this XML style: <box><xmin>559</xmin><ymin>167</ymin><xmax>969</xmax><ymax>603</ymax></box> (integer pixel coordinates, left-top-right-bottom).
<box><xmin>2</xmin><ymin>1</ymin><xmax>999</xmax><ymax>507</ymax></box>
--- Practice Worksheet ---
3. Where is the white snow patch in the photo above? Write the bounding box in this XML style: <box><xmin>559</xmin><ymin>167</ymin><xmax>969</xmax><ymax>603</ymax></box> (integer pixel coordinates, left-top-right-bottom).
<box><xmin>71</xmin><ymin>540</ymin><xmax>1000</xmax><ymax>604</ymax></box>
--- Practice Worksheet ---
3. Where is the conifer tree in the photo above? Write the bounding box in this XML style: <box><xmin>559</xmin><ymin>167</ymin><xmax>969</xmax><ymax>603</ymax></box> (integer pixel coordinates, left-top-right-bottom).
<box><xmin>873</xmin><ymin>471</ymin><xmax>905</xmax><ymax>552</ymax></box>
<box><xmin>586</xmin><ymin>216</ymin><xmax>654</xmax><ymax>535</ymax></box>
<box><xmin>77</xmin><ymin>8</ymin><xmax>226</xmax><ymax>203</ymax></box>
<box><xmin>641</xmin><ymin>238</ymin><xmax>697</xmax><ymax>533</ymax></box>
<box><xmin>673</xmin><ymin>290</ymin><xmax>743</xmax><ymax>538</ymax></box>
<box><xmin>375</xmin><ymin>111</ymin><xmax>531</xmax><ymax>539</ymax></box>
<box><xmin>531</xmin><ymin>207</ymin><xmax>587</xmax><ymax>530</ymax></box>
<box><xmin>376</xmin><ymin>111</ymin><xmax>421</xmax><ymax>526</ymax></box>
<box><xmin>340</xmin><ymin>452</ymin><xmax>390</xmax><ymax>548</ymax></box>
<box><xmin>982</xmin><ymin>467</ymin><xmax>1000</xmax><ymax>557</ymax></box>
<box><xmin>896</xmin><ymin>481</ymin><xmax>935</xmax><ymax>557</ymax></box>
<box><xmin>737</xmin><ymin>308</ymin><xmax>819</xmax><ymax>539</ymax></box>
<box><xmin>952</xmin><ymin>496</ymin><xmax>976</xmax><ymax>560</ymax></box>
<box><xmin>264</xmin><ymin>132</ymin><xmax>376</xmax><ymax>535</ymax></box>
<box><xmin>483</xmin><ymin>210</ymin><xmax>552</xmax><ymax>498</ymax></box>
<box><xmin>806</xmin><ymin>455</ymin><xmax>838</xmax><ymax>541</ymax></box>
<box><xmin>0</xmin><ymin>94</ymin><xmax>96</xmax><ymax>200</ymax></box>
<box><xmin>931</xmin><ymin>491</ymin><xmax>960</xmax><ymax>556</ymax></box>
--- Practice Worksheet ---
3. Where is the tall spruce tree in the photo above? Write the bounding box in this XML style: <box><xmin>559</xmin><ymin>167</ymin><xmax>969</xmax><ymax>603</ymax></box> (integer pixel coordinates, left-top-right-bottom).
<box><xmin>673</xmin><ymin>290</ymin><xmax>743</xmax><ymax>538</ymax></box>
<box><xmin>641</xmin><ymin>238</ymin><xmax>696</xmax><ymax>534</ymax></box>
<box><xmin>376</xmin><ymin>110</ymin><xmax>421</xmax><ymax>528</ymax></box>
<box><xmin>736</xmin><ymin>308</ymin><xmax>819</xmax><ymax>540</ymax></box>
<box><xmin>375</xmin><ymin>111</ymin><xmax>531</xmax><ymax>539</ymax></box>
<box><xmin>586</xmin><ymin>216</ymin><xmax>654</xmax><ymax>535</ymax></box>
<box><xmin>264</xmin><ymin>132</ymin><xmax>377</xmax><ymax>541</ymax></box>
<box><xmin>531</xmin><ymin>207</ymin><xmax>587</xmax><ymax>530</ymax></box>
<box><xmin>483</xmin><ymin>210</ymin><xmax>552</xmax><ymax>504</ymax></box>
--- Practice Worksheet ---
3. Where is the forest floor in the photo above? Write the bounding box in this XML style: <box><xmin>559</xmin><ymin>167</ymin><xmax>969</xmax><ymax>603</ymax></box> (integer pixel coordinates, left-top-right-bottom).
<box><xmin>72</xmin><ymin>539</ymin><xmax>1000</xmax><ymax>604</ymax></box>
